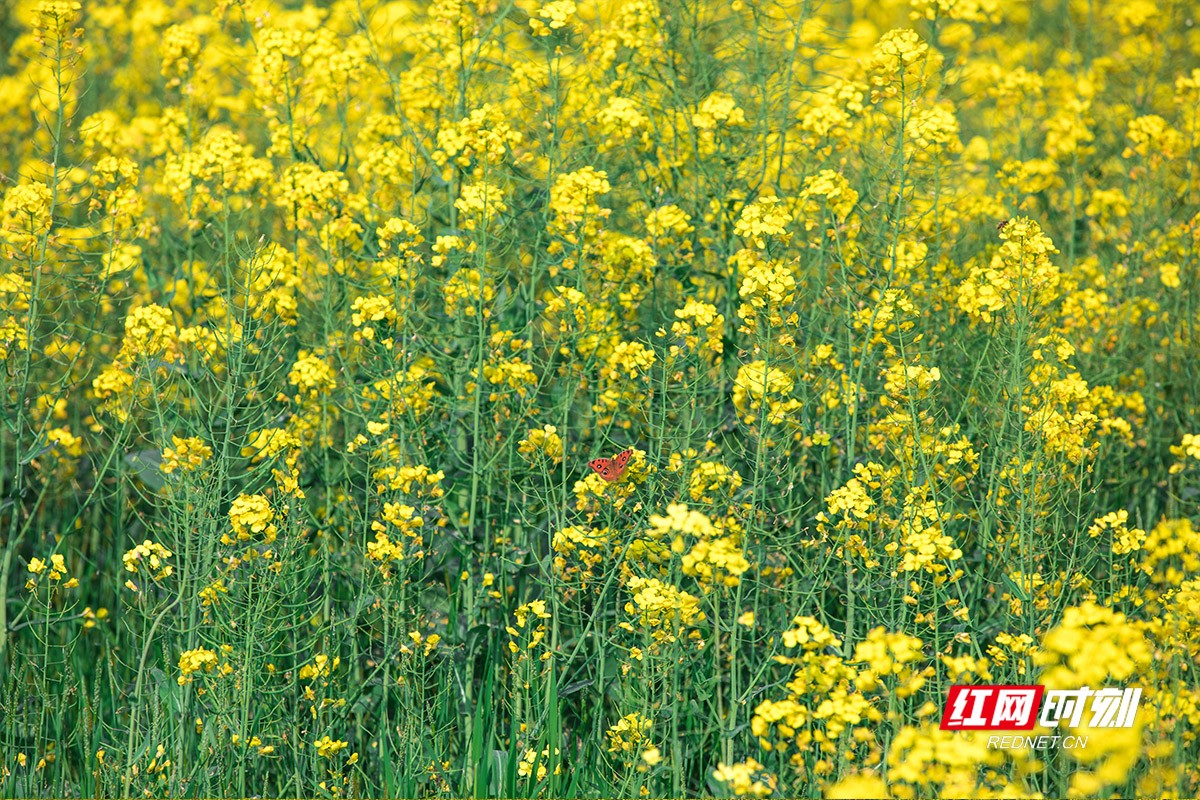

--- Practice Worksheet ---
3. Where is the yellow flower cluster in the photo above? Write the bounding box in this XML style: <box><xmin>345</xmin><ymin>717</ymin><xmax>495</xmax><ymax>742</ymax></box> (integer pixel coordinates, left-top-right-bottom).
<box><xmin>122</xmin><ymin>540</ymin><xmax>174</xmax><ymax>588</ymax></box>
<box><xmin>692</xmin><ymin>92</ymin><xmax>747</xmax><ymax>154</ymax></box>
<box><xmin>1036</xmin><ymin>601</ymin><xmax>1153</xmax><ymax>688</ymax></box>
<box><xmin>712</xmin><ymin>759</ymin><xmax>776</xmax><ymax>798</ymax></box>
<box><xmin>732</xmin><ymin>361</ymin><xmax>798</xmax><ymax>425</ymax></box>
<box><xmin>666</xmin><ymin>298</ymin><xmax>724</xmax><ymax>361</ymax></box>
<box><xmin>227</xmin><ymin>494</ymin><xmax>277</xmax><ymax>544</ymax></box>
<box><xmin>370</xmin><ymin>502</ymin><xmax>425</xmax><ymax>564</ymax></box>
<box><xmin>797</xmin><ymin>169</ymin><xmax>859</xmax><ymax>227</ymax></box>
<box><xmin>957</xmin><ymin>217</ymin><xmax>1061</xmax><ymax>324</ymax></box>
<box><xmin>517</xmin><ymin>746</ymin><xmax>561</xmax><ymax>781</ymax></box>
<box><xmin>350</xmin><ymin>295</ymin><xmax>398</xmax><ymax>344</ymax></box>
<box><xmin>530</xmin><ymin>1</ymin><xmax>577</xmax><ymax>36</ymax></box>
<box><xmin>552</xmin><ymin>525</ymin><xmax>612</xmax><ymax>586</ymax></box>
<box><xmin>26</xmin><ymin>553</ymin><xmax>77</xmax><ymax>590</ymax></box>
<box><xmin>605</xmin><ymin>712</ymin><xmax>654</xmax><ymax>759</ymax></box>
<box><xmin>160</xmin><ymin>435</ymin><xmax>212</xmax><ymax>474</ymax></box>
<box><xmin>288</xmin><ymin>351</ymin><xmax>337</xmax><ymax>400</ymax></box>
<box><xmin>622</xmin><ymin>577</ymin><xmax>705</xmax><ymax>647</ymax></box>
<box><xmin>454</xmin><ymin>182</ymin><xmax>508</xmax><ymax>231</ymax></box>
<box><xmin>548</xmin><ymin>167</ymin><xmax>611</xmax><ymax>246</ymax></box>
<box><xmin>435</xmin><ymin>104</ymin><xmax>523</xmax><ymax>170</ymax></box>
<box><xmin>443</xmin><ymin>268</ymin><xmax>494</xmax><ymax>318</ymax></box>
<box><xmin>313</xmin><ymin>736</ymin><xmax>348</xmax><ymax>758</ymax></box>
<box><xmin>1088</xmin><ymin>509</ymin><xmax>1147</xmax><ymax>557</ymax></box>
<box><xmin>177</xmin><ymin>648</ymin><xmax>218</xmax><ymax>685</ymax></box>
<box><xmin>734</xmin><ymin>196</ymin><xmax>793</xmax><ymax>250</ymax></box>
<box><xmin>518</xmin><ymin>424</ymin><xmax>564</xmax><ymax>464</ymax></box>
<box><xmin>373</xmin><ymin>464</ymin><xmax>445</xmax><ymax>497</ymax></box>
<box><xmin>299</xmin><ymin>654</ymin><xmax>340</xmax><ymax>681</ymax></box>
<box><xmin>884</xmin><ymin>496</ymin><xmax>962</xmax><ymax>575</ymax></box>
<box><xmin>686</xmin><ymin>461</ymin><xmax>742</xmax><ymax>504</ymax></box>
<box><xmin>506</xmin><ymin>599</ymin><xmax>552</xmax><ymax>661</ymax></box>
<box><xmin>1169</xmin><ymin>432</ymin><xmax>1200</xmax><ymax>473</ymax></box>
<box><xmin>736</xmin><ymin>255</ymin><xmax>798</xmax><ymax>333</ymax></box>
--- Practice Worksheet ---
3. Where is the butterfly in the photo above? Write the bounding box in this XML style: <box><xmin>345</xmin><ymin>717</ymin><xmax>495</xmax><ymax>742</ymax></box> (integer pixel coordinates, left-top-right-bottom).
<box><xmin>588</xmin><ymin>449</ymin><xmax>632</xmax><ymax>482</ymax></box>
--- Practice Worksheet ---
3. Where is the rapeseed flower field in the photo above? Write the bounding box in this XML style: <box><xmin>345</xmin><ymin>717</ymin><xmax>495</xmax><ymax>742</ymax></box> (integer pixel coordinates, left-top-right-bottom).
<box><xmin>1</xmin><ymin>0</ymin><xmax>1199</xmax><ymax>796</ymax></box>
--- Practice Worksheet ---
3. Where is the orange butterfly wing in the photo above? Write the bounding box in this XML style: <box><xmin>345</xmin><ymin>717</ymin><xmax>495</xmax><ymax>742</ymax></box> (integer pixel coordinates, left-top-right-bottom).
<box><xmin>589</xmin><ymin>449</ymin><xmax>632</xmax><ymax>482</ymax></box>
<box><xmin>610</xmin><ymin>449</ymin><xmax>632</xmax><ymax>477</ymax></box>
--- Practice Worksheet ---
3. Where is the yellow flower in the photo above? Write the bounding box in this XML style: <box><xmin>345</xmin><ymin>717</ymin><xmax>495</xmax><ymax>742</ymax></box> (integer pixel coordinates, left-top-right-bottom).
<box><xmin>732</xmin><ymin>361</ymin><xmax>798</xmax><ymax>424</ymax></box>
<box><xmin>517</xmin><ymin>746</ymin><xmax>560</xmax><ymax>780</ymax></box>
<box><xmin>119</xmin><ymin>304</ymin><xmax>180</xmax><ymax>362</ymax></box>
<box><xmin>1035</xmin><ymin>601</ymin><xmax>1153</xmax><ymax>688</ymax></box>
<box><xmin>313</xmin><ymin>736</ymin><xmax>349</xmax><ymax>758</ymax></box>
<box><xmin>624</xmin><ymin>577</ymin><xmax>705</xmax><ymax>644</ymax></box>
<box><xmin>734</xmin><ymin>196</ymin><xmax>793</xmax><ymax>249</ymax></box>
<box><xmin>518</xmin><ymin>425</ymin><xmax>564</xmax><ymax>464</ymax></box>
<box><xmin>798</xmin><ymin>169</ymin><xmax>859</xmax><ymax>224</ymax></box>
<box><xmin>161</xmin><ymin>436</ymin><xmax>212</xmax><ymax>474</ymax></box>
<box><xmin>1</xmin><ymin>182</ymin><xmax>54</xmax><ymax>254</ymax></box>
<box><xmin>648</xmin><ymin>504</ymin><xmax>718</xmax><ymax>540</ymax></box>
<box><xmin>1088</xmin><ymin>510</ymin><xmax>1147</xmax><ymax>556</ymax></box>
<box><xmin>454</xmin><ymin>182</ymin><xmax>508</xmax><ymax>230</ymax></box>
<box><xmin>443</xmin><ymin>268</ymin><xmax>495</xmax><ymax>318</ymax></box>
<box><xmin>1168</xmin><ymin>434</ymin><xmax>1200</xmax><ymax>473</ymax></box>
<box><xmin>736</xmin><ymin>253</ymin><xmax>797</xmax><ymax>330</ymax></box>
<box><xmin>606</xmin><ymin>712</ymin><xmax>654</xmax><ymax>754</ymax></box>
<box><xmin>956</xmin><ymin>217</ymin><xmax>1060</xmax><ymax>324</ymax></box>
<box><xmin>667</xmin><ymin>298</ymin><xmax>724</xmax><ymax>359</ymax></box>
<box><xmin>48</xmin><ymin>554</ymin><xmax>67</xmax><ymax>581</ymax></box>
<box><xmin>228</xmin><ymin>494</ymin><xmax>277</xmax><ymax>543</ymax></box>
<box><xmin>299</xmin><ymin>654</ymin><xmax>340</xmax><ymax>681</ymax></box>
<box><xmin>692</xmin><ymin>92</ymin><xmax>746</xmax><ymax>130</ymax></box>
<box><xmin>350</xmin><ymin>295</ymin><xmax>398</xmax><ymax>343</ymax></box>
<box><xmin>712</xmin><ymin>759</ymin><xmax>776</xmax><ymax>798</ymax></box>
<box><xmin>434</xmin><ymin>104</ymin><xmax>523</xmax><ymax>169</ymax></box>
<box><xmin>530</xmin><ymin>0</ymin><xmax>577</xmax><ymax>35</ymax></box>
<box><xmin>682</xmin><ymin>537</ymin><xmax>750</xmax><ymax>588</ymax></box>
<box><xmin>177</xmin><ymin>648</ymin><xmax>218</xmax><ymax>685</ymax></box>
<box><xmin>865</xmin><ymin>28</ymin><xmax>940</xmax><ymax>101</ymax></box>
<box><xmin>548</xmin><ymin>167</ymin><xmax>611</xmax><ymax>244</ymax></box>
<box><xmin>287</xmin><ymin>351</ymin><xmax>337</xmax><ymax>400</ymax></box>
<box><xmin>123</xmin><ymin>540</ymin><xmax>174</xmax><ymax>581</ymax></box>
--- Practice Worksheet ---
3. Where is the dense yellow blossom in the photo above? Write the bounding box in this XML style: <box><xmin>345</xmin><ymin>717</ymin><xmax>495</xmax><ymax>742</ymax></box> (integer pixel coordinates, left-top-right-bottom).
<box><xmin>3</xmin><ymin>0</ymin><xmax>1199</xmax><ymax>795</ymax></box>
